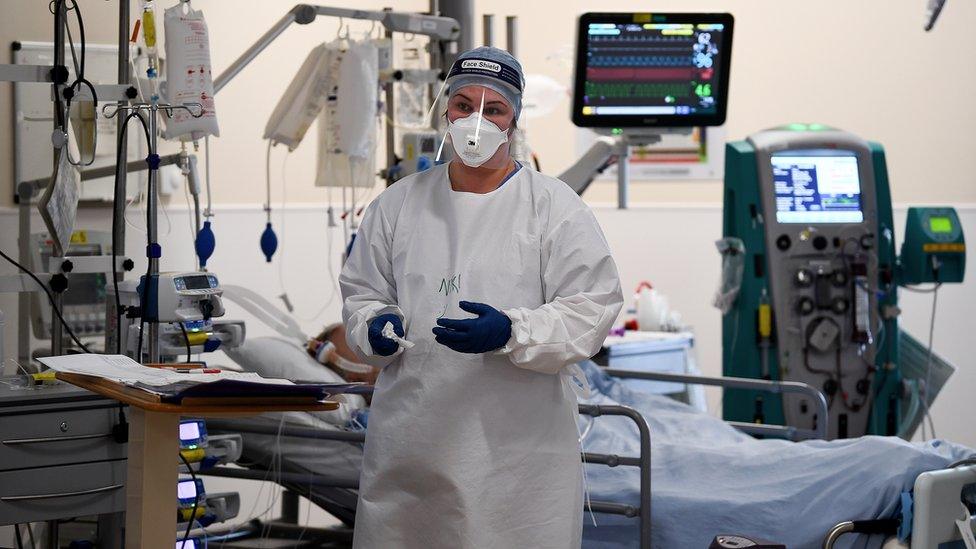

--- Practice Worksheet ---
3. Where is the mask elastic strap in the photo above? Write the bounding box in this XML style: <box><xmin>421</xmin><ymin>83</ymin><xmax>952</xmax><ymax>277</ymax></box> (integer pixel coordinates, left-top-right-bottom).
<box><xmin>434</xmin><ymin>130</ymin><xmax>449</xmax><ymax>163</ymax></box>
<box><xmin>422</xmin><ymin>78</ymin><xmax>450</xmax><ymax>128</ymax></box>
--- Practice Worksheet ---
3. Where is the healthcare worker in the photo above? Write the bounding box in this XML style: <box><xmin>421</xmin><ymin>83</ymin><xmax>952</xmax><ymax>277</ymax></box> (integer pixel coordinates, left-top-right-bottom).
<box><xmin>340</xmin><ymin>46</ymin><xmax>623</xmax><ymax>548</ymax></box>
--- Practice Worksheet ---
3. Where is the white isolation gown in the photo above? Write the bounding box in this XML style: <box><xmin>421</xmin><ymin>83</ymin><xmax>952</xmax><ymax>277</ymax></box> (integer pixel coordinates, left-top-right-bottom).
<box><xmin>340</xmin><ymin>162</ymin><xmax>623</xmax><ymax>548</ymax></box>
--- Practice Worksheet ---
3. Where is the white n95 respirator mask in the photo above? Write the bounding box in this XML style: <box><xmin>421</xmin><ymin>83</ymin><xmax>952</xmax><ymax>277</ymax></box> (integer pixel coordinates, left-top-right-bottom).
<box><xmin>446</xmin><ymin>113</ymin><xmax>509</xmax><ymax>168</ymax></box>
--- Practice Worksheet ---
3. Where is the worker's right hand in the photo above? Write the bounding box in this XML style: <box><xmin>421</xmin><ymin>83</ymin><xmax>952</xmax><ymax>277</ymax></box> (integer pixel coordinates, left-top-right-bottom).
<box><xmin>368</xmin><ymin>314</ymin><xmax>404</xmax><ymax>356</ymax></box>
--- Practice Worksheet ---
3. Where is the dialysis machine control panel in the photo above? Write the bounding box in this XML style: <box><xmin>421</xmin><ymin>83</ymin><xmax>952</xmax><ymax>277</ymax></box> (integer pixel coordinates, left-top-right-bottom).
<box><xmin>723</xmin><ymin>125</ymin><xmax>965</xmax><ymax>439</ymax></box>
<box><xmin>722</xmin><ymin>126</ymin><xmax>897</xmax><ymax>439</ymax></box>
<box><xmin>753</xmin><ymin>130</ymin><xmax>879</xmax><ymax>438</ymax></box>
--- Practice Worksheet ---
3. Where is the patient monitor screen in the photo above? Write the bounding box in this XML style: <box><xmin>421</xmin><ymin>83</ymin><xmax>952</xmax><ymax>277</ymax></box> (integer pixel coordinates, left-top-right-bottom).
<box><xmin>771</xmin><ymin>150</ymin><xmax>864</xmax><ymax>224</ymax></box>
<box><xmin>573</xmin><ymin>12</ymin><xmax>733</xmax><ymax>127</ymax></box>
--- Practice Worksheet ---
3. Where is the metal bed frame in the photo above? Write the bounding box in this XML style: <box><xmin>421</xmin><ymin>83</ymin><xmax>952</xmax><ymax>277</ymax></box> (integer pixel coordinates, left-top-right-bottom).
<box><xmin>199</xmin><ymin>369</ymin><xmax>829</xmax><ymax>548</ymax></box>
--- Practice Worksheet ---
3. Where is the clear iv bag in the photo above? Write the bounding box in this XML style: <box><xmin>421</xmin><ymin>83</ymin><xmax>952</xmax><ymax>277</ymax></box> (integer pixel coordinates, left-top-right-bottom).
<box><xmin>315</xmin><ymin>40</ymin><xmax>378</xmax><ymax>189</ymax></box>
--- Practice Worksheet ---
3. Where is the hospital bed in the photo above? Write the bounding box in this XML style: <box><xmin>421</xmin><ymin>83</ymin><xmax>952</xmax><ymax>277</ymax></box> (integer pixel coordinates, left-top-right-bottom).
<box><xmin>199</xmin><ymin>345</ymin><xmax>976</xmax><ymax>548</ymax></box>
<box><xmin>201</xmin><ymin>291</ymin><xmax>974</xmax><ymax>548</ymax></box>
<box><xmin>196</xmin><ymin>375</ymin><xmax>812</xmax><ymax>549</ymax></box>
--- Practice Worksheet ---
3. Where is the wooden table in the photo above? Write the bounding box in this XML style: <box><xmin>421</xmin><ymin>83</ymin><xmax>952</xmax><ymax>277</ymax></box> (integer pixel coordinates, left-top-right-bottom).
<box><xmin>56</xmin><ymin>372</ymin><xmax>339</xmax><ymax>549</ymax></box>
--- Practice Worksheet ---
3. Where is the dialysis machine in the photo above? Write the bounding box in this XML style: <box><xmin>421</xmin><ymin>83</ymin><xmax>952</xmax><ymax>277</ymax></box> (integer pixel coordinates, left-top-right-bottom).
<box><xmin>722</xmin><ymin>125</ymin><xmax>965</xmax><ymax>439</ymax></box>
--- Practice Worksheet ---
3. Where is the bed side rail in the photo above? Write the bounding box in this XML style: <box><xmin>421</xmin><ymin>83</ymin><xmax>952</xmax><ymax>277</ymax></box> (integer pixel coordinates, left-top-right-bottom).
<box><xmin>604</xmin><ymin>369</ymin><xmax>829</xmax><ymax>441</ymax></box>
<box><xmin>204</xmin><ymin>419</ymin><xmax>366</xmax><ymax>443</ymax></box>
<box><xmin>207</xmin><ymin>408</ymin><xmax>654</xmax><ymax>549</ymax></box>
<box><xmin>578</xmin><ymin>403</ymin><xmax>652</xmax><ymax>549</ymax></box>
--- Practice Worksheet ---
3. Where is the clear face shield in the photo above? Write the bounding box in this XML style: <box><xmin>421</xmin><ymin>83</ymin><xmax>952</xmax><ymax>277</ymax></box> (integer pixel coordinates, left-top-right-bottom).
<box><xmin>432</xmin><ymin>88</ymin><xmax>511</xmax><ymax>169</ymax></box>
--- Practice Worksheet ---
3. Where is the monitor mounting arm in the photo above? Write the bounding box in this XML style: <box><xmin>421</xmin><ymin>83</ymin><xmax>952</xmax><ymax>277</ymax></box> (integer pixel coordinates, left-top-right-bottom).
<box><xmin>213</xmin><ymin>4</ymin><xmax>460</xmax><ymax>94</ymax></box>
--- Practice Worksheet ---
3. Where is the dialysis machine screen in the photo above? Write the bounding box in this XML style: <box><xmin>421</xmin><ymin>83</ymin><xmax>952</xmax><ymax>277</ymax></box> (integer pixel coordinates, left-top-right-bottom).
<box><xmin>771</xmin><ymin>150</ymin><xmax>864</xmax><ymax>224</ymax></box>
<box><xmin>573</xmin><ymin>12</ymin><xmax>734</xmax><ymax>127</ymax></box>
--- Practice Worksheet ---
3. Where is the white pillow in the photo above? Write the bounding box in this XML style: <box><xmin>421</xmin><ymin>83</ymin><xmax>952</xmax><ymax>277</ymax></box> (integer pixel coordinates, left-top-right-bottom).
<box><xmin>224</xmin><ymin>336</ymin><xmax>367</xmax><ymax>425</ymax></box>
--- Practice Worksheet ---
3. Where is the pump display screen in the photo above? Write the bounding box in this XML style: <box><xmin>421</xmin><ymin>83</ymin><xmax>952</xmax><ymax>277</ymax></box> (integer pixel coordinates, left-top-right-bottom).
<box><xmin>177</xmin><ymin>480</ymin><xmax>197</xmax><ymax>501</ymax></box>
<box><xmin>182</xmin><ymin>275</ymin><xmax>211</xmax><ymax>290</ymax></box>
<box><xmin>572</xmin><ymin>12</ymin><xmax>734</xmax><ymax>127</ymax></box>
<box><xmin>929</xmin><ymin>217</ymin><xmax>953</xmax><ymax>233</ymax></box>
<box><xmin>179</xmin><ymin>421</ymin><xmax>201</xmax><ymax>443</ymax></box>
<box><xmin>771</xmin><ymin>150</ymin><xmax>864</xmax><ymax>224</ymax></box>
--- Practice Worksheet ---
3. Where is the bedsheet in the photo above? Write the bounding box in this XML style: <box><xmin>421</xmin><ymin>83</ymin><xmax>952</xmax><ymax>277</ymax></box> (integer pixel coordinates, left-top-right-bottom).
<box><xmin>577</xmin><ymin>361</ymin><xmax>973</xmax><ymax>549</ymax></box>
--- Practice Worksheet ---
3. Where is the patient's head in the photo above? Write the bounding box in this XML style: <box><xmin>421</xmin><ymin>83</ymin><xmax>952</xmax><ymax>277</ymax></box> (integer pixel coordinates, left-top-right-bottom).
<box><xmin>307</xmin><ymin>324</ymin><xmax>379</xmax><ymax>384</ymax></box>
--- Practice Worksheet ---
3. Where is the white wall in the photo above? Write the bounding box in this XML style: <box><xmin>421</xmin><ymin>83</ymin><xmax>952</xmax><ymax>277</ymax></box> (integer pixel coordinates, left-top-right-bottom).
<box><xmin>4</xmin><ymin>0</ymin><xmax>976</xmax><ymax>206</ymax></box>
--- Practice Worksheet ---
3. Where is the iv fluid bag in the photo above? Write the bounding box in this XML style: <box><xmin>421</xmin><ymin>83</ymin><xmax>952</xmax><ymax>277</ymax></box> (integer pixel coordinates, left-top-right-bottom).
<box><xmin>264</xmin><ymin>44</ymin><xmax>332</xmax><ymax>151</ymax></box>
<box><xmin>337</xmin><ymin>40</ymin><xmax>378</xmax><ymax>159</ymax></box>
<box><xmin>163</xmin><ymin>4</ymin><xmax>219</xmax><ymax>141</ymax></box>
<box><xmin>315</xmin><ymin>40</ymin><xmax>378</xmax><ymax>189</ymax></box>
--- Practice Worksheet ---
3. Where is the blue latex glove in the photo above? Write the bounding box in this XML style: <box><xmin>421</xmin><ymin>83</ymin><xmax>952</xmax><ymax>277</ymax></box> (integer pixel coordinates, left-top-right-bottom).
<box><xmin>368</xmin><ymin>314</ymin><xmax>404</xmax><ymax>356</ymax></box>
<box><xmin>432</xmin><ymin>301</ymin><xmax>512</xmax><ymax>354</ymax></box>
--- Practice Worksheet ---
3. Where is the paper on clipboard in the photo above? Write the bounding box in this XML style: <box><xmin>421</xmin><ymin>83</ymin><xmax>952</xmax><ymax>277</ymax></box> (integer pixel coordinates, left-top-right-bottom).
<box><xmin>38</xmin><ymin>147</ymin><xmax>81</xmax><ymax>257</ymax></box>
<box><xmin>37</xmin><ymin>354</ymin><xmax>294</xmax><ymax>387</ymax></box>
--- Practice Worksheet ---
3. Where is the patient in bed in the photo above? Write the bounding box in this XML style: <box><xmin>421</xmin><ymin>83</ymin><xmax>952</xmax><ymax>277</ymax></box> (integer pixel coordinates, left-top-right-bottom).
<box><xmin>222</xmin><ymin>322</ymin><xmax>375</xmax><ymax>425</ymax></box>
<box><xmin>305</xmin><ymin>323</ymin><xmax>380</xmax><ymax>384</ymax></box>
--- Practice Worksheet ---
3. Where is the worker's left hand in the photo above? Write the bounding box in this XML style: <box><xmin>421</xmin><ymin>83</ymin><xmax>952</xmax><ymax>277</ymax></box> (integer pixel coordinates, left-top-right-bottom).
<box><xmin>432</xmin><ymin>301</ymin><xmax>512</xmax><ymax>354</ymax></box>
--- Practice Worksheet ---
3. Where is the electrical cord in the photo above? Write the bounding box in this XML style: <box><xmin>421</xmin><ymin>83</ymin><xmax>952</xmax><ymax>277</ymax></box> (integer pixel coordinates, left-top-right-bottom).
<box><xmin>178</xmin><ymin>322</ymin><xmax>191</xmax><ymax>363</ymax></box>
<box><xmin>949</xmin><ymin>457</ymin><xmax>976</xmax><ymax>469</ymax></box>
<box><xmin>223</xmin><ymin>416</ymin><xmax>286</xmax><ymax>541</ymax></box>
<box><xmin>126</xmin><ymin>113</ymin><xmax>154</xmax><ymax>362</ymax></box>
<box><xmin>901</xmin><ymin>284</ymin><xmax>941</xmax><ymax>293</ymax></box>
<box><xmin>14</xmin><ymin>523</ymin><xmax>24</xmax><ymax>549</ymax></box>
<box><xmin>0</xmin><ymin>247</ymin><xmax>90</xmax><ymax>352</ymax></box>
<box><xmin>258</xmin><ymin>418</ymin><xmax>287</xmax><ymax>542</ymax></box>
<box><xmin>178</xmin><ymin>452</ymin><xmax>201</xmax><ymax>549</ymax></box>
<box><xmin>113</xmin><ymin>112</ymin><xmax>152</xmax><ymax>354</ymax></box>
<box><xmin>264</xmin><ymin>140</ymin><xmax>273</xmax><ymax>225</ymax></box>
<box><xmin>137</xmin><ymin>253</ymin><xmax>150</xmax><ymax>361</ymax></box>
<box><xmin>921</xmin><ymin>280</ymin><xmax>941</xmax><ymax>440</ymax></box>
<box><xmin>52</xmin><ymin>0</ymin><xmax>99</xmax><ymax>166</ymax></box>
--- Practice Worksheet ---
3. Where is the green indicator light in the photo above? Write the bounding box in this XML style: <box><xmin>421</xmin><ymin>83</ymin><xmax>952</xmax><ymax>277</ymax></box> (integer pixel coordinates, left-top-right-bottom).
<box><xmin>929</xmin><ymin>216</ymin><xmax>953</xmax><ymax>233</ymax></box>
<box><xmin>808</xmin><ymin>123</ymin><xmax>826</xmax><ymax>131</ymax></box>
<box><xmin>787</xmin><ymin>123</ymin><xmax>808</xmax><ymax>131</ymax></box>
<box><xmin>612</xmin><ymin>128</ymin><xmax>623</xmax><ymax>135</ymax></box>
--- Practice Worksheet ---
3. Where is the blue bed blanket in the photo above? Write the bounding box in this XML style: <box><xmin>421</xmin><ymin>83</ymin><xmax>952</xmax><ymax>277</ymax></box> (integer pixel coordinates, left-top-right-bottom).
<box><xmin>577</xmin><ymin>361</ymin><xmax>973</xmax><ymax>549</ymax></box>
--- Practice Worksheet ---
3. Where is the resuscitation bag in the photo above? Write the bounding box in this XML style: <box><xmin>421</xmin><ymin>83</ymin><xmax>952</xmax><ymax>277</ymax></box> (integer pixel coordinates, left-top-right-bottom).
<box><xmin>162</xmin><ymin>3</ymin><xmax>219</xmax><ymax>141</ymax></box>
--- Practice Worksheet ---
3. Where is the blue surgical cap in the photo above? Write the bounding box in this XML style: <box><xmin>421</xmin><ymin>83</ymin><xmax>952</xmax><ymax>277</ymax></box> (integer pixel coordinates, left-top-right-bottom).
<box><xmin>446</xmin><ymin>46</ymin><xmax>525</xmax><ymax>121</ymax></box>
